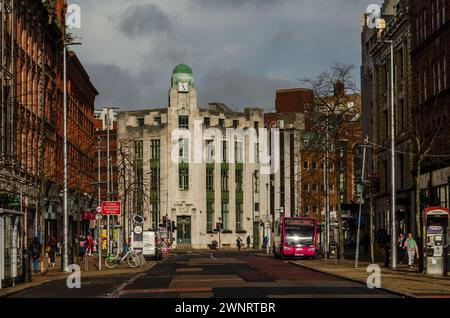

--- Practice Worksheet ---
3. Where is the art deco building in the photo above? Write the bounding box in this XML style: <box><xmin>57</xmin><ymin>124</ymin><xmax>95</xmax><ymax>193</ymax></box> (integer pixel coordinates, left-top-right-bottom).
<box><xmin>117</xmin><ymin>65</ymin><xmax>271</xmax><ymax>249</ymax></box>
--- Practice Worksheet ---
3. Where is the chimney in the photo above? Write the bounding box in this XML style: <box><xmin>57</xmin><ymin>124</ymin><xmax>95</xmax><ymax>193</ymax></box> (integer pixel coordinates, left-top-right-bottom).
<box><xmin>334</xmin><ymin>81</ymin><xmax>345</xmax><ymax>98</ymax></box>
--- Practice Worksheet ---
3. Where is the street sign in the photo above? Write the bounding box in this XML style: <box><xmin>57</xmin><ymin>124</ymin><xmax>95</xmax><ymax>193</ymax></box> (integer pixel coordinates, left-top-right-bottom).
<box><xmin>134</xmin><ymin>225</ymin><xmax>143</xmax><ymax>235</ymax></box>
<box><xmin>95</xmin><ymin>213</ymin><xmax>102</xmax><ymax>221</ymax></box>
<box><xmin>96</xmin><ymin>206</ymin><xmax>102</xmax><ymax>213</ymax></box>
<box><xmin>101</xmin><ymin>201</ymin><xmax>121</xmax><ymax>216</ymax></box>
<box><xmin>134</xmin><ymin>215</ymin><xmax>144</xmax><ymax>224</ymax></box>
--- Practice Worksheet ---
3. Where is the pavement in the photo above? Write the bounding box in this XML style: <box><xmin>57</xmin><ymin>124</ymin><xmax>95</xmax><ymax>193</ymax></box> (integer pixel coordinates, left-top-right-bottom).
<box><xmin>5</xmin><ymin>251</ymin><xmax>400</xmax><ymax>298</ymax></box>
<box><xmin>289</xmin><ymin>258</ymin><xmax>450</xmax><ymax>298</ymax></box>
<box><xmin>0</xmin><ymin>254</ymin><xmax>157</xmax><ymax>298</ymax></box>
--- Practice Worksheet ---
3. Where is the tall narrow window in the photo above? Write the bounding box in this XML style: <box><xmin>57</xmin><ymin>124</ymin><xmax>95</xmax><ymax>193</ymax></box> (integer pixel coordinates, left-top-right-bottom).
<box><xmin>206</xmin><ymin>167</ymin><xmax>214</xmax><ymax>191</ymax></box>
<box><xmin>236</xmin><ymin>202</ymin><xmax>243</xmax><ymax>231</ymax></box>
<box><xmin>206</xmin><ymin>140</ymin><xmax>215</xmax><ymax>163</ymax></box>
<box><xmin>150</xmin><ymin>139</ymin><xmax>160</xmax><ymax>160</ymax></box>
<box><xmin>179</xmin><ymin>138</ymin><xmax>189</xmax><ymax>162</ymax></box>
<box><xmin>221</xmin><ymin>169</ymin><xmax>229</xmax><ymax>191</ymax></box>
<box><xmin>222</xmin><ymin>140</ymin><xmax>228</xmax><ymax>163</ymax></box>
<box><xmin>207</xmin><ymin>202</ymin><xmax>214</xmax><ymax>232</ymax></box>
<box><xmin>235</xmin><ymin>141</ymin><xmax>243</xmax><ymax>163</ymax></box>
<box><xmin>221</xmin><ymin>202</ymin><xmax>229</xmax><ymax>230</ymax></box>
<box><xmin>179</xmin><ymin>116</ymin><xmax>189</xmax><ymax>129</ymax></box>
<box><xmin>179</xmin><ymin>163</ymin><xmax>189</xmax><ymax>190</ymax></box>
<box><xmin>235</xmin><ymin>169</ymin><xmax>243</xmax><ymax>192</ymax></box>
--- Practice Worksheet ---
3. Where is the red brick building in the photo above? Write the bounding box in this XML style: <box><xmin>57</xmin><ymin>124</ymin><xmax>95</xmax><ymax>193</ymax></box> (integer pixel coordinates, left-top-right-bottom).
<box><xmin>0</xmin><ymin>0</ymin><xmax>98</xmax><ymax>246</ymax></box>
<box><xmin>93</xmin><ymin>109</ymin><xmax>118</xmax><ymax>203</ymax></box>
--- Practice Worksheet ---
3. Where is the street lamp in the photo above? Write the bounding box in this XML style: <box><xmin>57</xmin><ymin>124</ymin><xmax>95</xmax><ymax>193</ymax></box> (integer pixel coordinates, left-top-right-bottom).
<box><xmin>63</xmin><ymin>40</ymin><xmax>81</xmax><ymax>273</ymax></box>
<box><xmin>104</xmin><ymin>107</ymin><xmax>119</xmax><ymax>255</ymax></box>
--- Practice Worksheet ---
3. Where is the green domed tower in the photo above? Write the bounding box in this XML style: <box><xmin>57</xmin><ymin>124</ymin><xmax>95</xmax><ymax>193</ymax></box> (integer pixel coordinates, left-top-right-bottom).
<box><xmin>171</xmin><ymin>63</ymin><xmax>195</xmax><ymax>88</ymax></box>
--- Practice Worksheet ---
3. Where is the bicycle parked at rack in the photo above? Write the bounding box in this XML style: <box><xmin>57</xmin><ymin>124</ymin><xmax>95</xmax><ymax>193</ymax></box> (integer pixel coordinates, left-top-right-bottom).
<box><xmin>104</xmin><ymin>250</ymin><xmax>141</xmax><ymax>269</ymax></box>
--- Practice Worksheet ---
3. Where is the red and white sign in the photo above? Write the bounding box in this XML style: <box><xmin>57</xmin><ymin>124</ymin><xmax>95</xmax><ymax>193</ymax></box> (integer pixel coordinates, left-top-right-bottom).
<box><xmin>96</xmin><ymin>206</ymin><xmax>102</xmax><ymax>213</ymax></box>
<box><xmin>101</xmin><ymin>201</ymin><xmax>121</xmax><ymax>216</ymax></box>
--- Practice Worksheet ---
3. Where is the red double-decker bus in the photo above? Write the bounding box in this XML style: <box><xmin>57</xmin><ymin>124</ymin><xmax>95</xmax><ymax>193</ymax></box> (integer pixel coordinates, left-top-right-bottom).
<box><xmin>273</xmin><ymin>217</ymin><xmax>318</xmax><ymax>259</ymax></box>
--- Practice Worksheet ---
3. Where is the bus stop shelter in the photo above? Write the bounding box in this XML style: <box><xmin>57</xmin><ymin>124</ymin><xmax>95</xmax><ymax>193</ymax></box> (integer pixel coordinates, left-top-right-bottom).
<box><xmin>0</xmin><ymin>208</ymin><xmax>24</xmax><ymax>290</ymax></box>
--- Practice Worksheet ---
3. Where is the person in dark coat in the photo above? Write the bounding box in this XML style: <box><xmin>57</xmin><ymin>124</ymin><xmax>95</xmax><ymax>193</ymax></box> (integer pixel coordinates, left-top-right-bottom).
<box><xmin>48</xmin><ymin>238</ymin><xmax>57</xmax><ymax>267</ymax></box>
<box><xmin>29</xmin><ymin>237</ymin><xmax>41</xmax><ymax>273</ymax></box>
<box><xmin>246</xmin><ymin>236</ymin><xmax>251</xmax><ymax>249</ymax></box>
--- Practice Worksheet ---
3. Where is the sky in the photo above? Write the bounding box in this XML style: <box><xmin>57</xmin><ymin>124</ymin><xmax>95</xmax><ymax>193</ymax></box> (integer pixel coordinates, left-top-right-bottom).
<box><xmin>69</xmin><ymin>0</ymin><xmax>384</xmax><ymax>111</ymax></box>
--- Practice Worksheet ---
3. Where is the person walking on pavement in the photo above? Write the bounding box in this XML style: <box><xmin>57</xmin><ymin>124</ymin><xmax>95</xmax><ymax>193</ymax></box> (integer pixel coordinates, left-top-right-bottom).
<box><xmin>29</xmin><ymin>237</ymin><xmax>41</xmax><ymax>273</ymax></box>
<box><xmin>236</xmin><ymin>237</ymin><xmax>242</xmax><ymax>251</ymax></box>
<box><xmin>397</xmin><ymin>233</ymin><xmax>406</xmax><ymax>265</ymax></box>
<box><xmin>87</xmin><ymin>234</ymin><xmax>93</xmax><ymax>256</ymax></box>
<box><xmin>47</xmin><ymin>238</ymin><xmax>57</xmax><ymax>267</ymax></box>
<box><xmin>403</xmin><ymin>233</ymin><xmax>419</xmax><ymax>269</ymax></box>
<box><xmin>246</xmin><ymin>236</ymin><xmax>251</xmax><ymax>249</ymax></box>
<box><xmin>78</xmin><ymin>235</ymin><xmax>87</xmax><ymax>262</ymax></box>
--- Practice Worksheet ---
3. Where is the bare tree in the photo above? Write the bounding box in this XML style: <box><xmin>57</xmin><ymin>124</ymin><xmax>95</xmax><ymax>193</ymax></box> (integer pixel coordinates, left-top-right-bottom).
<box><xmin>117</xmin><ymin>139</ymin><xmax>152</xmax><ymax>246</ymax></box>
<box><xmin>300</xmin><ymin>63</ymin><xmax>361</xmax><ymax>259</ymax></box>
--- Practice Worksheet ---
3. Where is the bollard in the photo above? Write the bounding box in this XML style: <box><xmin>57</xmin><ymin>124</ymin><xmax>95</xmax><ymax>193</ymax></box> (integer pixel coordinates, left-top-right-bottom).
<box><xmin>22</xmin><ymin>249</ymin><xmax>32</xmax><ymax>283</ymax></box>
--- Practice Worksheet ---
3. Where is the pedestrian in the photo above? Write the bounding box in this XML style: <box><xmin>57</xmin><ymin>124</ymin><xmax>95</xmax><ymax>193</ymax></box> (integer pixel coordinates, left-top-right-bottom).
<box><xmin>29</xmin><ymin>237</ymin><xmax>41</xmax><ymax>273</ymax></box>
<box><xmin>79</xmin><ymin>235</ymin><xmax>87</xmax><ymax>261</ymax></box>
<box><xmin>246</xmin><ymin>235</ymin><xmax>251</xmax><ymax>249</ymax></box>
<box><xmin>87</xmin><ymin>234</ymin><xmax>93</xmax><ymax>256</ymax></box>
<box><xmin>236</xmin><ymin>237</ymin><xmax>242</xmax><ymax>251</ymax></box>
<box><xmin>403</xmin><ymin>233</ymin><xmax>419</xmax><ymax>269</ymax></box>
<box><xmin>262</xmin><ymin>235</ymin><xmax>269</xmax><ymax>249</ymax></box>
<box><xmin>397</xmin><ymin>233</ymin><xmax>406</xmax><ymax>264</ymax></box>
<box><xmin>45</xmin><ymin>239</ymin><xmax>51</xmax><ymax>266</ymax></box>
<box><xmin>48</xmin><ymin>238</ymin><xmax>57</xmax><ymax>267</ymax></box>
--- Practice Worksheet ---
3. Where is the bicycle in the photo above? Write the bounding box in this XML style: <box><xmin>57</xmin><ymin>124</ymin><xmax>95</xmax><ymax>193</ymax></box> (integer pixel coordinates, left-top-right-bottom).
<box><xmin>104</xmin><ymin>250</ymin><xmax>141</xmax><ymax>269</ymax></box>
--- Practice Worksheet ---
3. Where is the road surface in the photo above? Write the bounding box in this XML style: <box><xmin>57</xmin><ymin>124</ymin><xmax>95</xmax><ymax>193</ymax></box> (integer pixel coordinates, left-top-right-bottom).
<box><xmin>9</xmin><ymin>252</ymin><xmax>400</xmax><ymax>298</ymax></box>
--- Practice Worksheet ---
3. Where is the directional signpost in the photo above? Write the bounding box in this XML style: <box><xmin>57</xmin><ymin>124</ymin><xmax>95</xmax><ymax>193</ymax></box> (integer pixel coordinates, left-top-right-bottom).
<box><xmin>101</xmin><ymin>202</ymin><xmax>121</xmax><ymax>256</ymax></box>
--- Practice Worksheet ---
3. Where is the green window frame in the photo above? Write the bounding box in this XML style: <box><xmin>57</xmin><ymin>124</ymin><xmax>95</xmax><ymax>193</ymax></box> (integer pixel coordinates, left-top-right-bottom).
<box><xmin>206</xmin><ymin>167</ymin><xmax>214</xmax><ymax>191</ymax></box>
<box><xmin>207</xmin><ymin>202</ymin><xmax>214</xmax><ymax>232</ymax></box>
<box><xmin>179</xmin><ymin>163</ymin><xmax>189</xmax><ymax>190</ymax></box>
<box><xmin>236</xmin><ymin>202</ymin><xmax>243</xmax><ymax>231</ymax></box>
<box><xmin>235</xmin><ymin>169</ymin><xmax>243</xmax><ymax>192</ymax></box>
<box><xmin>221</xmin><ymin>168</ymin><xmax>229</xmax><ymax>191</ymax></box>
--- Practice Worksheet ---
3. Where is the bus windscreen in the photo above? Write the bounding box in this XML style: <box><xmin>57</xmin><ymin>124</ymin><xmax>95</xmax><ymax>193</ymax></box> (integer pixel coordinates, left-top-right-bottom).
<box><xmin>285</xmin><ymin>219</ymin><xmax>315</xmax><ymax>246</ymax></box>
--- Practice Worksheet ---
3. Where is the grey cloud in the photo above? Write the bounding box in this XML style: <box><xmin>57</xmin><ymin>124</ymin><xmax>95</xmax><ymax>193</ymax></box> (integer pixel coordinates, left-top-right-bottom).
<box><xmin>120</xmin><ymin>4</ymin><xmax>173</xmax><ymax>37</ymax></box>
<box><xmin>73</xmin><ymin>0</ymin><xmax>384</xmax><ymax>110</ymax></box>
<box><xmin>194</xmin><ymin>0</ymin><xmax>279</xmax><ymax>9</ymax></box>
<box><xmin>198</xmin><ymin>68</ymin><xmax>298</xmax><ymax>110</ymax></box>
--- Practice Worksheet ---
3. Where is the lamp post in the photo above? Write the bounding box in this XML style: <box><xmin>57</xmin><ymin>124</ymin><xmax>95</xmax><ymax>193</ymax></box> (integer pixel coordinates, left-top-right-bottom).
<box><xmin>104</xmin><ymin>107</ymin><xmax>119</xmax><ymax>255</ymax></box>
<box><xmin>63</xmin><ymin>41</ymin><xmax>81</xmax><ymax>272</ymax></box>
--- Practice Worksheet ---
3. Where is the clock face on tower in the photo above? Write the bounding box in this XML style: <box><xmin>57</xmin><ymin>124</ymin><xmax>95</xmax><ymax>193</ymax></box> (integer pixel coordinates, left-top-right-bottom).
<box><xmin>178</xmin><ymin>81</ymin><xmax>189</xmax><ymax>93</ymax></box>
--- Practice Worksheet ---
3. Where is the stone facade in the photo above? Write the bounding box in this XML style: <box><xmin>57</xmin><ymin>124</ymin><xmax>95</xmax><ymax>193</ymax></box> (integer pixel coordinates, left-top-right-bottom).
<box><xmin>117</xmin><ymin>65</ymin><xmax>271</xmax><ymax>249</ymax></box>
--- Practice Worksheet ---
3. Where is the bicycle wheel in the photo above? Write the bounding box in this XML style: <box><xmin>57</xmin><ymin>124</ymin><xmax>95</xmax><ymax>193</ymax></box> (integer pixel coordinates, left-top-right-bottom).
<box><xmin>127</xmin><ymin>253</ymin><xmax>141</xmax><ymax>268</ymax></box>
<box><xmin>105</xmin><ymin>255</ymin><xmax>119</xmax><ymax>269</ymax></box>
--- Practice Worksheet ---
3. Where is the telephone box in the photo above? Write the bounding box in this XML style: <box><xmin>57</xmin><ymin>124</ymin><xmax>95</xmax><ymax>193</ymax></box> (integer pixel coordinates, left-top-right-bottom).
<box><xmin>424</xmin><ymin>207</ymin><xmax>449</xmax><ymax>276</ymax></box>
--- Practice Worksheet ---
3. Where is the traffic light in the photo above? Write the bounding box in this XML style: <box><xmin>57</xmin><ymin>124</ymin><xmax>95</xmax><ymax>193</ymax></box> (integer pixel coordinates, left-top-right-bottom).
<box><xmin>171</xmin><ymin>221</ymin><xmax>177</xmax><ymax>230</ymax></box>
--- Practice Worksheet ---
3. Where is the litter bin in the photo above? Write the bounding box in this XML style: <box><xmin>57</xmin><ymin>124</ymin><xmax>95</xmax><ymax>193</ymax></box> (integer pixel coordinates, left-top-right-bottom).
<box><xmin>22</xmin><ymin>249</ymin><xmax>32</xmax><ymax>283</ymax></box>
<box><xmin>329</xmin><ymin>245</ymin><xmax>338</xmax><ymax>259</ymax></box>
